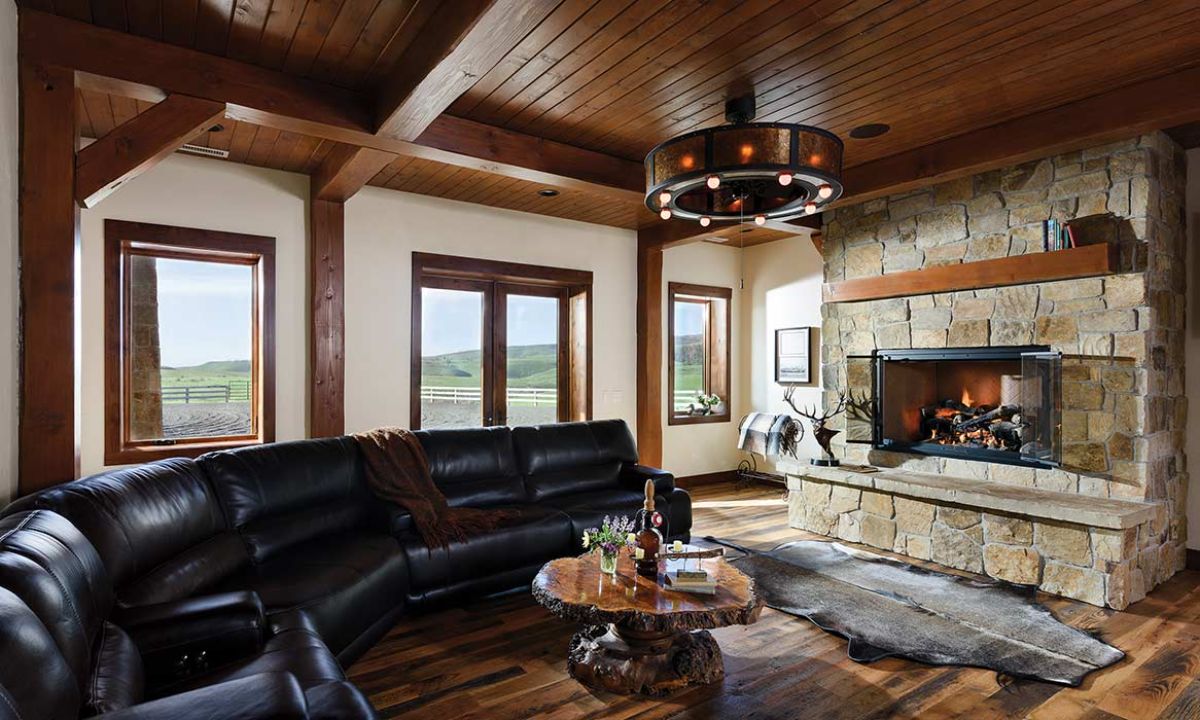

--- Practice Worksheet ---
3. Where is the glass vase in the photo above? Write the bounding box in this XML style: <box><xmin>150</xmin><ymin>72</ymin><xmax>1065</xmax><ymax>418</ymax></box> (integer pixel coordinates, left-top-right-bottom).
<box><xmin>599</xmin><ymin>550</ymin><xmax>618</xmax><ymax>576</ymax></box>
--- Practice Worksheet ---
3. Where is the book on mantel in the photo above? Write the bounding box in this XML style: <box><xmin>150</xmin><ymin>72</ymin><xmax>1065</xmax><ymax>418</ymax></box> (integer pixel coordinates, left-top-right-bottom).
<box><xmin>664</xmin><ymin>570</ymin><xmax>716</xmax><ymax>595</ymax></box>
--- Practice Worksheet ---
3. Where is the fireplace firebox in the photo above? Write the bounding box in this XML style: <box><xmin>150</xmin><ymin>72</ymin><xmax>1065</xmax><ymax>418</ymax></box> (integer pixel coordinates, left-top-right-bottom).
<box><xmin>853</xmin><ymin>346</ymin><xmax>1062</xmax><ymax>468</ymax></box>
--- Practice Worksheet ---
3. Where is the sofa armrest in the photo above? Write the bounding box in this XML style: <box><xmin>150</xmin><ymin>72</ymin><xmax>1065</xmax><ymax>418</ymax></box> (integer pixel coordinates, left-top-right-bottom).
<box><xmin>620</xmin><ymin>464</ymin><xmax>675</xmax><ymax>494</ymax></box>
<box><xmin>117</xmin><ymin>591</ymin><xmax>267</xmax><ymax>685</ymax></box>
<box><xmin>94</xmin><ymin>673</ymin><xmax>308</xmax><ymax>720</ymax></box>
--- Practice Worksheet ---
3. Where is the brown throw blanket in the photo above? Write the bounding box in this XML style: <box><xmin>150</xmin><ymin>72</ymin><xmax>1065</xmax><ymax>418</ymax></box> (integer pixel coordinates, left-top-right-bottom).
<box><xmin>353</xmin><ymin>427</ymin><xmax>510</xmax><ymax>549</ymax></box>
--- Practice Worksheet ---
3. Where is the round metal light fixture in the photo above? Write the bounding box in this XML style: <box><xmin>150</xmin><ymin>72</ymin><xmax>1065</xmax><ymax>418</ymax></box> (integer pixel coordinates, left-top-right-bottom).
<box><xmin>645</xmin><ymin>95</ymin><xmax>843</xmax><ymax>224</ymax></box>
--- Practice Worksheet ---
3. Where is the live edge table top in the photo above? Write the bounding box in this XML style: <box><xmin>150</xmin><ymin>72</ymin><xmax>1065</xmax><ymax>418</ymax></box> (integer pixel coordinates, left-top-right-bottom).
<box><xmin>532</xmin><ymin>553</ymin><xmax>763</xmax><ymax>633</ymax></box>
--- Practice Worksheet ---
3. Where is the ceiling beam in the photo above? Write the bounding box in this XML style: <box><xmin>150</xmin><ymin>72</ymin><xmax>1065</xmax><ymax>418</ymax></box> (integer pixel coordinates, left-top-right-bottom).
<box><xmin>75</xmin><ymin>94</ymin><xmax>226</xmax><ymax>208</ymax></box>
<box><xmin>311</xmin><ymin>144</ymin><xmax>398</xmax><ymax>202</ymax></box>
<box><xmin>375</xmin><ymin>0</ymin><xmax>553</xmax><ymax>140</ymax></box>
<box><xmin>23</xmin><ymin>9</ymin><xmax>642</xmax><ymax>201</ymax></box>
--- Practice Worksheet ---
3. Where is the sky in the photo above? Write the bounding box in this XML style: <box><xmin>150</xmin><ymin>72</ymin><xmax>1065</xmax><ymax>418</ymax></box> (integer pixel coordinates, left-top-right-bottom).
<box><xmin>149</xmin><ymin>257</ymin><xmax>252</xmax><ymax>368</ymax></box>
<box><xmin>421</xmin><ymin>287</ymin><xmax>558</xmax><ymax>357</ymax></box>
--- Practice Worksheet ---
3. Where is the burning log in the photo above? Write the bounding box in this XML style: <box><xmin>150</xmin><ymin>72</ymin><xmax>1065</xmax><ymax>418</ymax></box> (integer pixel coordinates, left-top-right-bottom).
<box><xmin>954</xmin><ymin>404</ymin><xmax>1021</xmax><ymax>433</ymax></box>
<box><xmin>919</xmin><ymin>399</ymin><xmax>1026</xmax><ymax>451</ymax></box>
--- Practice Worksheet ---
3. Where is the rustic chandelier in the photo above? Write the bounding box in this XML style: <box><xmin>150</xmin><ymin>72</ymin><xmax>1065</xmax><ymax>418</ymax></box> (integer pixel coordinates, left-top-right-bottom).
<box><xmin>644</xmin><ymin>95</ymin><xmax>844</xmax><ymax>226</ymax></box>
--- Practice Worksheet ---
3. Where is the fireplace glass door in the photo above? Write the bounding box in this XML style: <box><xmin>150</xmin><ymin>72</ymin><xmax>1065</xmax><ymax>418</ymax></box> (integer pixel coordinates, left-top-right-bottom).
<box><xmin>865</xmin><ymin>346</ymin><xmax>1062</xmax><ymax>467</ymax></box>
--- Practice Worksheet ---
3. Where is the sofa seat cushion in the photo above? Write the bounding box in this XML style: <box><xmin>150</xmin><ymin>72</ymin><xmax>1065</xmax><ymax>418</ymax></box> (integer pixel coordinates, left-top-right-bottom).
<box><xmin>542</xmin><ymin>489</ymin><xmax>645</xmax><ymax>540</ymax></box>
<box><xmin>218</xmin><ymin>533</ymin><xmax>407</xmax><ymax>656</ymax></box>
<box><xmin>153</xmin><ymin>627</ymin><xmax>345</xmax><ymax>699</ymax></box>
<box><xmin>399</xmin><ymin>506</ymin><xmax>571</xmax><ymax>592</ymax></box>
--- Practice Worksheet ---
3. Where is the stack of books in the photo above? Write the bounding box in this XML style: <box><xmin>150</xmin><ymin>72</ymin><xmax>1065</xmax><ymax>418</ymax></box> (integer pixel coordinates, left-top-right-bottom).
<box><xmin>664</xmin><ymin>569</ymin><xmax>716</xmax><ymax>595</ymax></box>
<box><xmin>1043</xmin><ymin>218</ymin><xmax>1078</xmax><ymax>251</ymax></box>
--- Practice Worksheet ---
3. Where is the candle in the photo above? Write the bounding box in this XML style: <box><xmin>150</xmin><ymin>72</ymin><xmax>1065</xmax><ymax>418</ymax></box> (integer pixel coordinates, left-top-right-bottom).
<box><xmin>634</xmin><ymin>547</ymin><xmax>645</xmax><ymax>560</ymax></box>
<box><xmin>673</xmin><ymin>540</ymin><xmax>683</xmax><ymax>552</ymax></box>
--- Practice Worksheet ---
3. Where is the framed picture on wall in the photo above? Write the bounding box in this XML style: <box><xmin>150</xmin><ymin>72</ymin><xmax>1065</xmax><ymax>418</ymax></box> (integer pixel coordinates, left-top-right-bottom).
<box><xmin>775</xmin><ymin>327</ymin><xmax>811</xmax><ymax>384</ymax></box>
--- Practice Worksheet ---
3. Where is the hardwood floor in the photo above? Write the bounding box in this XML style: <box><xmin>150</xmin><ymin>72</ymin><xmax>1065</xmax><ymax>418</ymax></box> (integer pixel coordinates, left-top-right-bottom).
<box><xmin>348</xmin><ymin>482</ymin><xmax>1200</xmax><ymax>719</ymax></box>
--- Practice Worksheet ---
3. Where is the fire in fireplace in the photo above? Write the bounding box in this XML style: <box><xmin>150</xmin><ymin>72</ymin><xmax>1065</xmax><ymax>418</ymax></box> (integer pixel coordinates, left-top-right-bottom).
<box><xmin>862</xmin><ymin>346</ymin><xmax>1061</xmax><ymax>467</ymax></box>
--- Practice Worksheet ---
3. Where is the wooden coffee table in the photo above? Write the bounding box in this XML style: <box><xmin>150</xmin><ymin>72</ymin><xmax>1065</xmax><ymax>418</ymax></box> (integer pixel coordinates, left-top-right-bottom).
<box><xmin>532</xmin><ymin>552</ymin><xmax>762</xmax><ymax>696</ymax></box>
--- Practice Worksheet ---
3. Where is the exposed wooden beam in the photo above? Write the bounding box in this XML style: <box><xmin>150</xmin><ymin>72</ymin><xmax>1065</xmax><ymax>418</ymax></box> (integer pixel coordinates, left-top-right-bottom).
<box><xmin>75</xmin><ymin>94</ymin><xmax>226</xmax><ymax>208</ymax></box>
<box><xmin>311</xmin><ymin>144</ymin><xmax>397</xmax><ymax>202</ymax></box>
<box><xmin>26</xmin><ymin>10</ymin><xmax>642</xmax><ymax>201</ymax></box>
<box><xmin>840</xmin><ymin>63</ymin><xmax>1200</xmax><ymax>205</ymax></box>
<box><xmin>18</xmin><ymin>61</ymin><xmax>80</xmax><ymax>494</ymax></box>
<box><xmin>375</xmin><ymin>0</ymin><xmax>553</xmax><ymax>140</ymax></box>
<box><xmin>635</xmin><ymin>235</ymin><xmax>664</xmax><ymax>468</ymax></box>
<box><xmin>310</xmin><ymin>195</ymin><xmax>345</xmax><ymax>438</ymax></box>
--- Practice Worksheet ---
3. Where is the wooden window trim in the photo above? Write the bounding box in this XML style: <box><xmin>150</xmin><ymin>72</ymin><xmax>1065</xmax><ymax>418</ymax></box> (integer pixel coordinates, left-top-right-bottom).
<box><xmin>668</xmin><ymin>282</ymin><xmax>732</xmax><ymax>426</ymax></box>
<box><xmin>410</xmin><ymin>253</ymin><xmax>592</xmax><ymax>430</ymax></box>
<box><xmin>104</xmin><ymin>219</ymin><xmax>275</xmax><ymax>465</ymax></box>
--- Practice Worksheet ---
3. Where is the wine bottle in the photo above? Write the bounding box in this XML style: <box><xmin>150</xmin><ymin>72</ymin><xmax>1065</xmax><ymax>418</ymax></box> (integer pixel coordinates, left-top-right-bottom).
<box><xmin>634</xmin><ymin>479</ymin><xmax>663</xmax><ymax>579</ymax></box>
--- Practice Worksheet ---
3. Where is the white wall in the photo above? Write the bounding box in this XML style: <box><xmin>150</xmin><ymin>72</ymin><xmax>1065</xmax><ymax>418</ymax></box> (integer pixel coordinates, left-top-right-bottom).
<box><xmin>79</xmin><ymin>155</ymin><xmax>310</xmax><ymax>475</ymax></box>
<box><xmin>0</xmin><ymin>4</ymin><xmax>17</xmax><ymax>504</ymax></box>
<box><xmin>1185</xmin><ymin>148</ymin><xmax>1200</xmax><ymax>550</ymax></box>
<box><xmin>660</xmin><ymin>241</ymin><xmax>743</xmax><ymax>477</ymax></box>
<box><xmin>343</xmin><ymin>186</ymin><xmax>638</xmax><ymax>433</ymax></box>
<box><xmin>740</xmin><ymin>236</ymin><xmax>826</xmax><ymax>467</ymax></box>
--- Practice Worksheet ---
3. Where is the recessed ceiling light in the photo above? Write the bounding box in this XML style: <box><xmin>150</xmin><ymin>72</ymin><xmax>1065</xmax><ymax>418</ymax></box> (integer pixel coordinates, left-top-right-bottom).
<box><xmin>849</xmin><ymin>123</ymin><xmax>890</xmax><ymax>139</ymax></box>
<box><xmin>538</xmin><ymin>188</ymin><xmax>559</xmax><ymax>197</ymax></box>
<box><xmin>208</xmin><ymin>124</ymin><xmax>225</xmax><ymax>133</ymax></box>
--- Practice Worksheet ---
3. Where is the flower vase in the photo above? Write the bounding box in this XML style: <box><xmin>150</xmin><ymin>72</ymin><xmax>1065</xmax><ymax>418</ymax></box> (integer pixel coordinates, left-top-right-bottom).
<box><xmin>599</xmin><ymin>550</ymin><xmax>618</xmax><ymax>576</ymax></box>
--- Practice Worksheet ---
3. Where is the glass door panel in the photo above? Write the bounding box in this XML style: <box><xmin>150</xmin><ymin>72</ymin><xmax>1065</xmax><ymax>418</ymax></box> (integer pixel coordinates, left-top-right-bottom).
<box><xmin>504</xmin><ymin>292</ymin><xmax>562</xmax><ymax>426</ymax></box>
<box><xmin>419</xmin><ymin>284</ymin><xmax>488</xmax><ymax>428</ymax></box>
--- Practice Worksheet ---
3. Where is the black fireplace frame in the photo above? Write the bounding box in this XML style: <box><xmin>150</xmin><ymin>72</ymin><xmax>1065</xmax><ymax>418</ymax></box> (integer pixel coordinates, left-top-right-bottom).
<box><xmin>866</xmin><ymin>345</ymin><xmax>1060</xmax><ymax>469</ymax></box>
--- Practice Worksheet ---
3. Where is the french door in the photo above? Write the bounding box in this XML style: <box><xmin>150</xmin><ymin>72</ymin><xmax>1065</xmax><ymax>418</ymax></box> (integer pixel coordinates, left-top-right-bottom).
<box><xmin>415</xmin><ymin>277</ymin><xmax>568</xmax><ymax>429</ymax></box>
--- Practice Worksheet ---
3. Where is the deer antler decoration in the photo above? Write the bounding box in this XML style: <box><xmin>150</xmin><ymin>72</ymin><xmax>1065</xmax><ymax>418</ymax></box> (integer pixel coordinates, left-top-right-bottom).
<box><xmin>782</xmin><ymin>388</ymin><xmax>849</xmax><ymax>466</ymax></box>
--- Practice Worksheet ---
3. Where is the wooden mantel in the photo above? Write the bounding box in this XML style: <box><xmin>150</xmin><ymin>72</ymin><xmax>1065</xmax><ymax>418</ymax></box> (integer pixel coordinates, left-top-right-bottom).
<box><xmin>822</xmin><ymin>243</ymin><xmax>1117</xmax><ymax>304</ymax></box>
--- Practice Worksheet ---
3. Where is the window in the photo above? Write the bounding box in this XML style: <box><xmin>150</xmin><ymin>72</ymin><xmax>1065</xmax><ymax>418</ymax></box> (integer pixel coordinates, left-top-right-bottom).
<box><xmin>411</xmin><ymin>253</ymin><xmax>592</xmax><ymax>429</ymax></box>
<box><xmin>668</xmin><ymin>282</ymin><xmax>731</xmax><ymax>425</ymax></box>
<box><xmin>105</xmin><ymin>220</ymin><xmax>275</xmax><ymax>464</ymax></box>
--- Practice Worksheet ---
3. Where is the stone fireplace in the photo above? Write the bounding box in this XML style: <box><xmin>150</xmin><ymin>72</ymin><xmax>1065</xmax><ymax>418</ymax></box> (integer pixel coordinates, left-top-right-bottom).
<box><xmin>784</xmin><ymin>132</ymin><xmax>1188</xmax><ymax>609</ymax></box>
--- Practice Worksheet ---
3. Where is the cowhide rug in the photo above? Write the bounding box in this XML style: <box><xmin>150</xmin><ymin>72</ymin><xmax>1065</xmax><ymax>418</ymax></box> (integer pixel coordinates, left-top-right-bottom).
<box><xmin>714</xmin><ymin>538</ymin><xmax>1123</xmax><ymax>686</ymax></box>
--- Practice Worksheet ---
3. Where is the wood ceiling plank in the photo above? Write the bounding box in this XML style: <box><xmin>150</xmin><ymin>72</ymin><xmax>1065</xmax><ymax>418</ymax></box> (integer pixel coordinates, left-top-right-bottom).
<box><xmin>205</xmin><ymin>123</ymin><xmax>234</xmax><ymax>153</ymax></box>
<box><xmin>325</xmin><ymin>0</ymin><xmax>417</xmax><ymax>88</ymax></box>
<box><xmin>74</xmin><ymin>89</ymin><xmax>95</xmax><ymax>138</ymax></box>
<box><xmin>265</xmin><ymin>129</ymin><xmax>303</xmax><ymax>170</ymax></box>
<box><xmin>244</xmin><ymin>124</ymin><xmax>281</xmax><ymax>166</ymax></box>
<box><xmin>282</xmin><ymin>0</ymin><xmax>346</xmax><ymax>77</ymax></box>
<box><xmin>160</xmin><ymin>0</ymin><xmax>197</xmax><ymax>46</ymax></box>
<box><xmin>80</xmin><ymin>88</ymin><xmax>116</xmax><ymax>137</ymax></box>
<box><xmin>107</xmin><ymin>93</ymin><xmax>139</xmax><ymax>127</ymax></box>
<box><xmin>280</xmin><ymin>133</ymin><xmax>322</xmax><ymax>173</ymax></box>
<box><xmin>194</xmin><ymin>0</ymin><xmax>235</xmax><ymax>56</ymax></box>
<box><xmin>48</xmin><ymin>0</ymin><xmax>90</xmax><ymax>21</ymax></box>
<box><xmin>356</xmin><ymin>0</ymin><xmax>438</xmax><ymax>88</ymax></box>
<box><xmin>304</xmin><ymin>139</ymin><xmax>335</xmax><ymax>173</ymax></box>
<box><xmin>312</xmin><ymin>143</ymin><xmax>397</xmax><ymax>201</ymax></box>
<box><xmin>225</xmin><ymin>0</ymin><xmax>273</xmax><ymax>63</ymax></box>
<box><xmin>226</xmin><ymin>120</ymin><xmax>259</xmax><ymax>163</ymax></box>
<box><xmin>124</xmin><ymin>0</ymin><xmax>161</xmax><ymax>38</ymax></box>
<box><xmin>305</xmin><ymin>0</ymin><xmax>383</xmax><ymax>85</ymax></box>
<box><xmin>374</xmin><ymin>0</ymin><xmax>554</xmax><ymax>140</ymax></box>
<box><xmin>89</xmin><ymin>0</ymin><xmax>127</xmax><ymax>30</ymax></box>
<box><xmin>368</xmin><ymin>154</ymin><xmax>415</xmax><ymax>188</ymax></box>
<box><xmin>256</xmin><ymin>0</ymin><xmax>310</xmax><ymax>69</ymax></box>
<box><xmin>76</xmin><ymin>93</ymin><xmax>226</xmax><ymax>207</ymax></box>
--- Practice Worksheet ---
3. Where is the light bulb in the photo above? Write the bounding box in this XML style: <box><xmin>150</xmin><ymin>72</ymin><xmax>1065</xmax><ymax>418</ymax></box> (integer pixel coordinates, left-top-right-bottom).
<box><xmin>804</xmin><ymin>201</ymin><xmax>817</xmax><ymax>215</ymax></box>
<box><xmin>754</xmin><ymin>214</ymin><xmax>766</xmax><ymax>226</ymax></box>
<box><xmin>706</xmin><ymin>175</ymin><xmax>720</xmax><ymax>190</ymax></box>
<box><xmin>699</xmin><ymin>216</ymin><xmax>711</xmax><ymax>227</ymax></box>
<box><xmin>658</xmin><ymin>190</ymin><xmax>672</xmax><ymax>205</ymax></box>
<box><xmin>817</xmin><ymin>183</ymin><xmax>833</xmax><ymax>199</ymax></box>
<box><xmin>660</xmin><ymin>208</ymin><xmax>672</xmax><ymax>220</ymax></box>
<box><xmin>777</xmin><ymin>172</ymin><xmax>793</xmax><ymax>186</ymax></box>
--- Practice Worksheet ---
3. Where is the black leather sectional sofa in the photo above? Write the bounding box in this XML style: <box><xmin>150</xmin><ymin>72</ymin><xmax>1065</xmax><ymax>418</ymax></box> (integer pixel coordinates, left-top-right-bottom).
<box><xmin>0</xmin><ymin>420</ymin><xmax>690</xmax><ymax>719</ymax></box>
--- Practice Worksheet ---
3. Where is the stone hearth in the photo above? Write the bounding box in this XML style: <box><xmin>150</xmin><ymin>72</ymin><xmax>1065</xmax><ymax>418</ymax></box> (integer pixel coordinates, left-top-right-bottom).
<box><xmin>790</xmin><ymin>132</ymin><xmax>1188</xmax><ymax>609</ymax></box>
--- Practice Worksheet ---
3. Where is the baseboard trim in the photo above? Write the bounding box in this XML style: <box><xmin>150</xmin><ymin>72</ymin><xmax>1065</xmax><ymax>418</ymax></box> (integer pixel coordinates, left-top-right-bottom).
<box><xmin>1187</xmin><ymin>548</ymin><xmax>1200</xmax><ymax>571</ymax></box>
<box><xmin>676</xmin><ymin>470</ymin><xmax>738</xmax><ymax>488</ymax></box>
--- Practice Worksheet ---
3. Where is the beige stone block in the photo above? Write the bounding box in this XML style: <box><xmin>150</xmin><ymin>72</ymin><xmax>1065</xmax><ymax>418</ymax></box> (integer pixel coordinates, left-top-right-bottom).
<box><xmin>915</xmin><ymin>206</ymin><xmax>968</xmax><ymax>246</ymax></box>
<box><xmin>990</xmin><ymin>320</ymin><xmax>1033</xmax><ymax>345</ymax></box>
<box><xmin>1080</xmin><ymin>333</ymin><xmax>1113</xmax><ymax>357</ymax></box>
<box><xmin>1009</xmin><ymin>224</ymin><xmax>1044</xmax><ymax>253</ymax></box>
<box><xmin>1061</xmin><ymin>411</ymin><xmax>1088</xmax><ymax>442</ymax></box>
<box><xmin>984</xmin><ymin>544</ymin><xmax>1041</xmax><ymax>585</ymax></box>
<box><xmin>1063</xmin><ymin>443</ymin><xmax>1109</xmax><ymax>473</ymax></box>
<box><xmin>889</xmin><ymin>192</ymin><xmax>934</xmax><ymax>220</ymax></box>
<box><xmin>884</xmin><ymin>245</ymin><xmax>923</xmax><ymax>273</ymax></box>
<box><xmin>871</xmin><ymin>298</ymin><xmax>909</xmax><ymax>323</ymax></box>
<box><xmin>931</xmin><ymin>523</ymin><xmax>984</xmax><ymax>574</ymax></box>
<box><xmin>1104</xmin><ymin>275</ymin><xmax>1145</xmax><ymax>308</ymax></box>
<box><xmin>965</xmin><ymin>234</ymin><xmax>1011</xmax><ymax>261</ymax></box>
<box><xmin>1035</xmin><ymin>315</ymin><xmax>1078</xmax><ymax>344</ymax></box>
<box><xmin>948</xmin><ymin>319</ymin><xmax>989</xmax><ymax>346</ymax></box>
<box><xmin>1049</xmin><ymin>170</ymin><xmax>1110</xmax><ymax>200</ymax></box>
<box><xmin>938</xmin><ymin>506</ymin><xmax>982</xmax><ymax>530</ymax></box>
<box><xmin>895</xmin><ymin>497</ymin><xmax>936</xmax><ymax>535</ymax></box>
<box><xmin>1008</xmin><ymin>204</ymin><xmax>1052</xmax><ymax>227</ymax></box>
<box><xmin>983</xmin><ymin>514</ymin><xmax>1033</xmax><ymax>544</ymax></box>
<box><xmin>1036</xmin><ymin>522</ymin><xmax>1092</xmax><ymax>566</ymax></box>
<box><xmin>1108</xmin><ymin>182</ymin><xmax>1131</xmax><ymax>216</ymax></box>
<box><xmin>1054</xmin><ymin>297</ymin><xmax>1106</xmax><ymax>314</ymax></box>
<box><xmin>969</xmin><ymin>212</ymin><xmax>1008</xmax><ymax>235</ymax></box>
<box><xmin>1041</xmin><ymin>278</ymin><xmax>1103</xmax><ymax>301</ymax></box>
<box><xmin>1063</xmin><ymin>382</ymin><xmax>1104</xmax><ymax>411</ymax></box>
<box><xmin>837</xmin><ymin>511</ymin><xmax>863</xmax><ymax>543</ymax></box>
<box><xmin>906</xmin><ymin>535</ymin><xmax>932</xmax><ymax>561</ymax></box>
<box><xmin>828</xmin><ymin>485</ymin><xmax>862</xmax><ymax>514</ymax></box>
<box><xmin>845</xmin><ymin>244</ymin><xmax>883</xmax><ymax>279</ymax></box>
<box><xmin>990</xmin><ymin>464</ymin><xmax>1036</xmax><ymax>487</ymax></box>
<box><xmin>924</xmin><ymin>242</ymin><xmax>968</xmax><ymax>267</ymax></box>
<box><xmin>911</xmin><ymin>306</ymin><xmax>952</xmax><ymax>328</ymax></box>
<box><xmin>1101</xmin><ymin>367</ymin><xmax>1136</xmax><ymax>393</ymax></box>
<box><xmin>1113</xmin><ymin>332</ymin><xmax>1146</xmax><ymax>364</ymax></box>
<box><xmin>1077</xmin><ymin>310</ymin><xmax>1137</xmax><ymax>333</ymax></box>
<box><xmin>1035</xmin><ymin>468</ymin><xmax>1077</xmax><ymax>493</ymax></box>
<box><xmin>861</xmin><ymin>491</ymin><xmax>894</xmax><ymax>518</ymax></box>
<box><xmin>1114</xmin><ymin>394</ymin><xmax>1145</xmax><ymax>433</ymax></box>
<box><xmin>1001</xmin><ymin>160</ymin><xmax>1052</xmax><ymax>192</ymax></box>
<box><xmin>967</xmin><ymin>192</ymin><xmax>1004</xmax><ymax>215</ymax></box>
<box><xmin>934</xmin><ymin>177</ymin><xmax>974</xmax><ymax>205</ymax></box>
<box><xmin>802</xmin><ymin>480</ymin><xmax>832</xmax><ymax>507</ymax></box>
<box><xmin>995</xmin><ymin>285</ymin><xmax>1039</xmax><ymax>319</ymax></box>
<box><xmin>861</xmin><ymin>515</ymin><xmax>898</xmax><ymax>550</ymax></box>
<box><xmin>1077</xmin><ymin>192</ymin><xmax>1109</xmax><ymax>217</ymax></box>
<box><xmin>1041</xmin><ymin>562</ymin><xmax>1106</xmax><ymax>606</ymax></box>
<box><xmin>1092</xmin><ymin>528</ymin><xmax>1137</xmax><ymax>568</ymax></box>
<box><xmin>805</xmin><ymin>506</ymin><xmax>839</xmax><ymax>536</ymax></box>
<box><xmin>1106</xmin><ymin>562</ymin><xmax>1132</xmax><ymax>610</ymax></box>
<box><xmin>912</xmin><ymin>328</ymin><xmax>948</xmax><ymax>348</ymax></box>
<box><xmin>1108</xmin><ymin>433</ymin><xmax>1133</xmax><ymax>462</ymax></box>
<box><xmin>1087</xmin><ymin>411</ymin><xmax>1115</xmax><ymax>440</ymax></box>
<box><xmin>954</xmin><ymin>297</ymin><xmax>996</xmax><ymax>320</ymax></box>
<box><xmin>877</xmin><ymin>322</ymin><xmax>911</xmax><ymax>349</ymax></box>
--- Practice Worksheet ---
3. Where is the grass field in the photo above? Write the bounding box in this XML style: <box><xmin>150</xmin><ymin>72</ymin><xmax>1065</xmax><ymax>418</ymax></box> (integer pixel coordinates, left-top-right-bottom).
<box><xmin>160</xmin><ymin>359</ymin><xmax>251</xmax><ymax>389</ymax></box>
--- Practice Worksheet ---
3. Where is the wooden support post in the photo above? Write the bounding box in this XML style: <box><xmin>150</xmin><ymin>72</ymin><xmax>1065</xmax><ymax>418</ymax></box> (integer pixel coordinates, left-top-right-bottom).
<box><xmin>309</xmin><ymin>194</ymin><xmax>346</xmax><ymax>437</ymax></box>
<box><xmin>18</xmin><ymin>62</ymin><xmax>80</xmax><ymax>494</ymax></box>
<box><xmin>636</xmin><ymin>236</ymin><xmax>663</xmax><ymax>467</ymax></box>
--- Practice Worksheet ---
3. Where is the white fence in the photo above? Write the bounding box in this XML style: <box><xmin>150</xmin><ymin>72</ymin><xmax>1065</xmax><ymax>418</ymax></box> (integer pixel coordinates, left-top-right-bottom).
<box><xmin>421</xmin><ymin>386</ymin><xmax>557</xmax><ymax>406</ymax></box>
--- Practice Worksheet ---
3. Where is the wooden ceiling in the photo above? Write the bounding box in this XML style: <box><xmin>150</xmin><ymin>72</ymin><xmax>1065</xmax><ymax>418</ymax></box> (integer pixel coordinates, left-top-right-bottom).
<box><xmin>39</xmin><ymin>0</ymin><xmax>1200</xmax><ymax>237</ymax></box>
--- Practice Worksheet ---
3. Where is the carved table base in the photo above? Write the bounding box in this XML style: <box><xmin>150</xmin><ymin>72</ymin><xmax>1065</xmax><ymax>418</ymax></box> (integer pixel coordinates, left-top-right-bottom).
<box><xmin>566</xmin><ymin>623</ymin><xmax>724</xmax><ymax>696</ymax></box>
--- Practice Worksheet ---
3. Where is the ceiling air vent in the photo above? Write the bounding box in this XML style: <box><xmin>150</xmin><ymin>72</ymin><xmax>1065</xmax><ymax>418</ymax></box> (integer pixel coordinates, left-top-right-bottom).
<box><xmin>176</xmin><ymin>144</ymin><xmax>230</xmax><ymax>159</ymax></box>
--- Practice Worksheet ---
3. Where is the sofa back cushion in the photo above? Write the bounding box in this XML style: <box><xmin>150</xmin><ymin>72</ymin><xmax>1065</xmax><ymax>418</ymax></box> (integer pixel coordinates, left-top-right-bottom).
<box><xmin>414</xmin><ymin>426</ymin><xmax>526</xmax><ymax>507</ymax></box>
<box><xmin>0</xmin><ymin>511</ymin><xmax>111</xmax><ymax>696</ymax></box>
<box><xmin>2</xmin><ymin>459</ymin><xmax>242</xmax><ymax>606</ymax></box>
<box><xmin>513</xmin><ymin>420</ymin><xmax>639</xmax><ymax>502</ymax></box>
<box><xmin>198</xmin><ymin>437</ymin><xmax>374</xmax><ymax>562</ymax></box>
